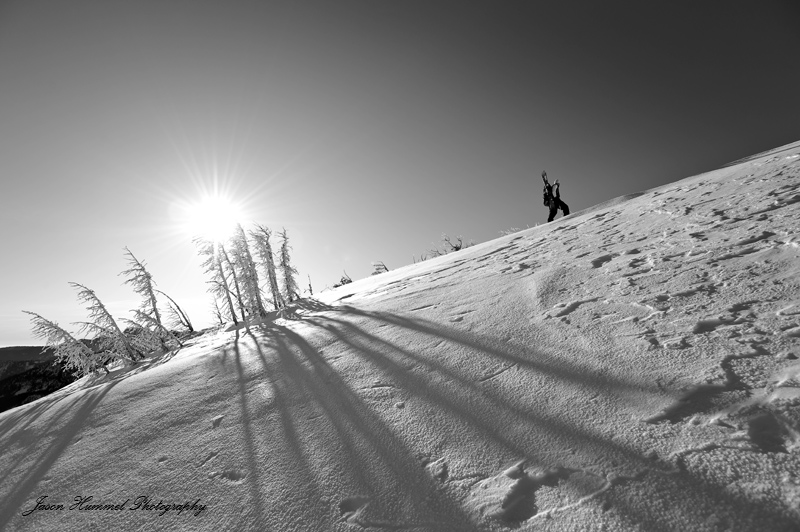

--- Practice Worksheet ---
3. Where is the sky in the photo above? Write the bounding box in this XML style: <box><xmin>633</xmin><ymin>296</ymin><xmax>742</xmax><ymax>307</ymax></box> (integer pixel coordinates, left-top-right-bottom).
<box><xmin>1</xmin><ymin>0</ymin><xmax>798</xmax><ymax>347</ymax></box>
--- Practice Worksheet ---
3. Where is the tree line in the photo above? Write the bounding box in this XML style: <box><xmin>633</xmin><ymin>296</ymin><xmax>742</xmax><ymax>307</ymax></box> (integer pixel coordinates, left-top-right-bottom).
<box><xmin>23</xmin><ymin>224</ymin><xmax>474</xmax><ymax>377</ymax></box>
<box><xmin>24</xmin><ymin>224</ymin><xmax>300</xmax><ymax>377</ymax></box>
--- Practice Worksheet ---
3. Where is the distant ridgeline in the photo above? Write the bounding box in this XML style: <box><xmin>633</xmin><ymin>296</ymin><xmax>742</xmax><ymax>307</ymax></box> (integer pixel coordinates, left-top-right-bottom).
<box><xmin>0</xmin><ymin>346</ymin><xmax>78</xmax><ymax>413</ymax></box>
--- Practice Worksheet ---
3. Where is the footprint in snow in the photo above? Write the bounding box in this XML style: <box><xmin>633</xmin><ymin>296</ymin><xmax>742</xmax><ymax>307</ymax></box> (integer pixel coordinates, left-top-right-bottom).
<box><xmin>746</xmin><ymin>413</ymin><xmax>791</xmax><ymax>453</ymax></box>
<box><xmin>208</xmin><ymin>469</ymin><xmax>247</xmax><ymax>483</ymax></box>
<box><xmin>627</xmin><ymin>257</ymin><xmax>650</xmax><ymax>269</ymax></box>
<box><xmin>590</xmin><ymin>254</ymin><xmax>617</xmax><ymax>268</ymax></box>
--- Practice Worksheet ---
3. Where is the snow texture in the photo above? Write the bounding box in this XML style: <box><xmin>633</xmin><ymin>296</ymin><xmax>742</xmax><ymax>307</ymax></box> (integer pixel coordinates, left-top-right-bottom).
<box><xmin>2</xmin><ymin>141</ymin><xmax>800</xmax><ymax>531</ymax></box>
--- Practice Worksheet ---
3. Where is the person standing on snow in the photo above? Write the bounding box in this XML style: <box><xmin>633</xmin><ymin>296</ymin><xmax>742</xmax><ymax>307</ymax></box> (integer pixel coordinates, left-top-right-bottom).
<box><xmin>542</xmin><ymin>171</ymin><xmax>570</xmax><ymax>222</ymax></box>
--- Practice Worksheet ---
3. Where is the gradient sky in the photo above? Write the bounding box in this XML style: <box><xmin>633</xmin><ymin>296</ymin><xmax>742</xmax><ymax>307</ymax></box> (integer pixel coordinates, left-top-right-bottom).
<box><xmin>1</xmin><ymin>0</ymin><xmax>798</xmax><ymax>346</ymax></box>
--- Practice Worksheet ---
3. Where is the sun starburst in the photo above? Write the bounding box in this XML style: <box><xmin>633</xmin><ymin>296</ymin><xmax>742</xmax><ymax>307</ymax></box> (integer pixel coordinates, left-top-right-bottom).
<box><xmin>177</xmin><ymin>194</ymin><xmax>243</xmax><ymax>243</ymax></box>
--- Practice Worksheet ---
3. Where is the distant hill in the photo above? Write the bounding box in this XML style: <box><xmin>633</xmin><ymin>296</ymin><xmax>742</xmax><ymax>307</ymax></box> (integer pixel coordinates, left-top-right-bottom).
<box><xmin>0</xmin><ymin>346</ymin><xmax>77</xmax><ymax>413</ymax></box>
<box><xmin>0</xmin><ymin>345</ymin><xmax>51</xmax><ymax>362</ymax></box>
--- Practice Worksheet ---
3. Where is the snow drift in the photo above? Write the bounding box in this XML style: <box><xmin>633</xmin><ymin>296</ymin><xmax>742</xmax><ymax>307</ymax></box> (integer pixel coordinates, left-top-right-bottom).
<box><xmin>2</xmin><ymin>141</ymin><xmax>800</xmax><ymax>531</ymax></box>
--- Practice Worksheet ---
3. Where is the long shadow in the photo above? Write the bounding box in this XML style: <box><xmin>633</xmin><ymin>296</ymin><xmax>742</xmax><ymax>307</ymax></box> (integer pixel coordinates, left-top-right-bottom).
<box><xmin>0</xmin><ymin>397</ymin><xmax>61</xmax><ymax>448</ymax></box>
<box><xmin>307</xmin><ymin>314</ymin><xmax>638</xmax><ymax>466</ymax></box>
<box><xmin>0</xmin><ymin>379</ymin><xmax>119</xmax><ymax>531</ymax></box>
<box><xmin>285</xmin><ymin>301</ymin><xmax>800</xmax><ymax>530</ymax></box>
<box><xmin>253</xmin><ymin>321</ymin><xmax>477</xmax><ymax>530</ymax></box>
<box><xmin>0</xmin><ymin>347</ymin><xmax>194</xmax><ymax>490</ymax></box>
<box><xmin>225</xmin><ymin>330</ymin><xmax>269</xmax><ymax>526</ymax></box>
<box><xmin>272</xmin><ymin>315</ymin><xmax>639</xmax><ymax>529</ymax></box>
<box><xmin>265</xmin><ymin>331</ymin><xmax>382</xmax><ymax>520</ymax></box>
<box><xmin>0</xmin><ymin>399</ymin><xmax>75</xmax><ymax>481</ymax></box>
<box><xmin>294</xmin><ymin>302</ymin><xmax>687</xmax><ymax>472</ymax></box>
<box><xmin>303</xmin><ymin>301</ymin><xmax>661</xmax><ymax>398</ymax></box>
<box><xmin>298</xmin><ymin>314</ymin><xmax>651</xmax><ymax>520</ymax></box>
<box><xmin>247</xmin><ymin>337</ymin><xmax>330</xmax><ymax>531</ymax></box>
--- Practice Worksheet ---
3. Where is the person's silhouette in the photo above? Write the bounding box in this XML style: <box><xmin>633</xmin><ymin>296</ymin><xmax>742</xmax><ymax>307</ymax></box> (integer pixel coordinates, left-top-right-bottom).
<box><xmin>541</xmin><ymin>171</ymin><xmax>570</xmax><ymax>222</ymax></box>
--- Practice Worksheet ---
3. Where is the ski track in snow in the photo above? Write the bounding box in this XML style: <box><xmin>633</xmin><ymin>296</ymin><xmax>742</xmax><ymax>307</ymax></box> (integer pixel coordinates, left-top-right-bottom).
<box><xmin>1</xmin><ymin>143</ymin><xmax>800</xmax><ymax>531</ymax></box>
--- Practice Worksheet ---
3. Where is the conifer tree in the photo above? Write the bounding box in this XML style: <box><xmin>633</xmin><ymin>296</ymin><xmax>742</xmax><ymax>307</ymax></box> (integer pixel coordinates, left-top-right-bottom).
<box><xmin>278</xmin><ymin>228</ymin><xmax>300</xmax><ymax>303</ymax></box>
<box><xmin>250</xmin><ymin>224</ymin><xmax>284</xmax><ymax>310</ymax></box>
<box><xmin>120</xmin><ymin>247</ymin><xmax>162</xmax><ymax>327</ymax></box>
<box><xmin>229</xmin><ymin>223</ymin><xmax>267</xmax><ymax>318</ymax></box>
<box><xmin>70</xmin><ymin>282</ymin><xmax>145</xmax><ymax>363</ymax></box>
<box><xmin>218</xmin><ymin>244</ymin><xmax>251</xmax><ymax>335</ymax></box>
<box><xmin>122</xmin><ymin>311</ymin><xmax>181</xmax><ymax>352</ymax></box>
<box><xmin>120</xmin><ymin>247</ymin><xmax>180</xmax><ymax>348</ymax></box>
<box><xmin>23</xmin><ymin>311</ymin><xmax>106</xmax><ymax>376</ymax></box>
<box><xmin>195</xmin><ymin>237</ymin><xmax>240</xmax><ymax>325</ymax></box>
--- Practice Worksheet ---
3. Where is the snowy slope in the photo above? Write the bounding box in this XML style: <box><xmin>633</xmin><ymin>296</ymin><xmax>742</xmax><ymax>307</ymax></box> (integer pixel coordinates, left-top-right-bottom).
<box><xmin>1</xmin><ymin>141</ymin><xmax>800</xmax><ymax>531</ymax></box>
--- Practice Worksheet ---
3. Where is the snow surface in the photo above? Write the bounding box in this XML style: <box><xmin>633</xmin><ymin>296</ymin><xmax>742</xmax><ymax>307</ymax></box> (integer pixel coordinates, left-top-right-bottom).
<box><xmin>2</xmin><ymin>141</ymin><xmax>800</xmax><ymax>531</ymax></box>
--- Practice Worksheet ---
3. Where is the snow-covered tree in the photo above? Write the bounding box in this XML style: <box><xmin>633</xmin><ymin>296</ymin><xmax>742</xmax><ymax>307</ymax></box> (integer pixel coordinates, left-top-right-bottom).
<box><xmin>23</xmin><ymin>311</ymin><xmax>106</xmax><ymax>376</ymax></box>
<box><xmin>156</xmin><ymin>289</ymin><xmax>194</xmax><ymax>333</ymax></box>
<box><xmin>195</xmin><ymin>237</ymin><xmax>240</xmax><ymax>325</ymax></box>
<box><xmin>250</xmin><ymin>224</ymin><xmax>284</xmax><ymax>310</ymax></box>
<box><xmin>70</xmin><ymin>282</ymin><xmax>144</xmax><ymax>363</ymax></box>
<box><xmin>120</xmin><ymin>247</ymin><xmax>180</xmax><ymax>348</ymax></box>
<box><xmin>120</xmin><ymin>320</ymin><xmax>165</xmax><ymax>358</ymax></box>
<box><xmin>218</xmin><ymin>243</ymin><xmax>251</xmax><ymax>335</ymax></box>
<box><xmin>122</xmin><ymin>310</ymin><xmax>180</xmax><ymax>353</ymax></box>
<box><xmin>120</xmin><ymin>247</ymin><xmax>161</xmax><ymax>326</ymax></box>
<box><xmin>278</xmin><ymin>228</ymin><xmax>300</xmax><ymax>303</ymax></box>
<box><xmin>229</xmin><ymin>223</ymin><xmax>267</xmax><ymax>319</ymax></box>
<box><xmin>332</xmin><ymin>271</ymin><xmax>352</xmax><ymax>288</ymax></box>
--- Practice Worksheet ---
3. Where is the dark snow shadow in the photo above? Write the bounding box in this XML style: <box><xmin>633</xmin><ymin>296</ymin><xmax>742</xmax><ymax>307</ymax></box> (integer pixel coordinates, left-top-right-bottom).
<box><xmin>246</xmin><ymin>321</ymin><xmax>475</xmax><ymax>530</ymax></box>
<box><xmin>0</xmin><ymin>380</ymin><xmax>119</xmax><ymax>531</ymax></box>
<box><xmin>221</xmin><ymin>337</ymin><xmax>269</xmax><ymax>525</ymax></box>
<box><xmin>258</xmin><ymin>300</ymin><xmax>800</xmax><ymax>530</ymax></box>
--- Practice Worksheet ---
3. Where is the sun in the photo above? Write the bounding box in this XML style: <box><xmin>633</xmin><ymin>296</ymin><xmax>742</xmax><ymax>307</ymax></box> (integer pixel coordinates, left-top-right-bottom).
<box><xmin>181</xmin><ymin>194</ymin><xmax>243</xmax><ymax>243</ymax></box>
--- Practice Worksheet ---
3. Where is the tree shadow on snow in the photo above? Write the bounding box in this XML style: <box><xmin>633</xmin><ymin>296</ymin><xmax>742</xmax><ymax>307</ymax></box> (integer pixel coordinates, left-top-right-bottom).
<box><xmin>234</xmin><ymin>321</ymin><xmax>476</xmax><ymax>530</ymax></box>
<box><xmin>0</xmin><ymin>379</ymin><xmax>120</xmax><ymax>531</ymax></box>
<box><xmin>237</xmin><ymin>300</ymin><xmax>800</xmax><ymax>531</ymax></box>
